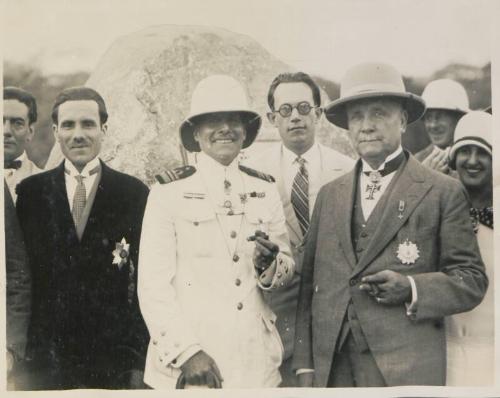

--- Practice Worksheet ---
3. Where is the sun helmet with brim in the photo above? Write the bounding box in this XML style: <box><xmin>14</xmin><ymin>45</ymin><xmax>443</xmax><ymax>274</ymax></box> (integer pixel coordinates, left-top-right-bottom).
<box><xmin>324</xmin><ymin>63</ymin><xmax>426</xmax><ymax>129</ymax></box>
<box><xmin>179</xmin><ymin>75</ymin><xmax>262</xmax><ymax>152</ymax></box>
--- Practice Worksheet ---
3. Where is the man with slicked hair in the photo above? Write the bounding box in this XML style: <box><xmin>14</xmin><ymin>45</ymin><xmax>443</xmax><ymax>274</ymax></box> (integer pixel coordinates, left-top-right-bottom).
<box><xmin>3</xmin><ymin>87</ymin><xmax>42</xmax><ymax>202</ymax></box>
<box><xmin>16</xmin><ymin>87</ymin><xmax>149</xmax><ymax>389</ymax></box>
<box><xmin>244</xmin><ymin>72</ymin><xmax>353</xmax><ymax>386</ymax></box>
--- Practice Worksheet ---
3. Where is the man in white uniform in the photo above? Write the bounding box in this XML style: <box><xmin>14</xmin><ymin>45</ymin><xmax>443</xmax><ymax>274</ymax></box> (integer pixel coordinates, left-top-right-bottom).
<box><xmin>138</xmin><ymin>75</ymin><xmax>295</xmax><ymax>389</ymax></box>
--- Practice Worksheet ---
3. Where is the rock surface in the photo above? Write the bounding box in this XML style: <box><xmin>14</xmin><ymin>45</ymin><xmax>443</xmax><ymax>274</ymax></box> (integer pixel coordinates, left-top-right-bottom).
<box><xmin>87</xmin><ymin>25</ymin><xmax>354</xmax><ymax>185</ymax></box>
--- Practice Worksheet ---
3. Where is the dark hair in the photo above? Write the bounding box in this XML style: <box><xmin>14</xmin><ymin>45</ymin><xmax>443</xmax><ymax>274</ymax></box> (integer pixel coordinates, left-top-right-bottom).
<box><xmin>51</xmin><ymin>87</ymin><xmax>108</xmax><ymax>125</ymax></box>
<box><xmin>267</xmin><ymin>72</ymin><xmax>321</xmax><ymax>111</ymax></box>
<box><xmin>4</xmin><ymin>86</ymin><xmax>38</xmax><ymax>124</ymax></box>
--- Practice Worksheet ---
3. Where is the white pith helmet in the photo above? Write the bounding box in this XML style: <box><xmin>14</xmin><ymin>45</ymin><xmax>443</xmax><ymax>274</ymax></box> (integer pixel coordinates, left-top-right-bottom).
<box><xmin>324</xmin><ymin>63</ymin><xmax>426</xmax><ymax>129</ymax></box>
<box><xmin>449</xmin><ymin>111</ymin><xmax>492</xmax><ymax>169</ymax></box>
<box><xmin>180</xmin><ymin>75</ymin><xmax>261</xmax><ymax>152</ymax></box>
<box><xmin>421</xmin><ymin>79</ymin><xmax>469</xmax><ymax>115</ymax></box>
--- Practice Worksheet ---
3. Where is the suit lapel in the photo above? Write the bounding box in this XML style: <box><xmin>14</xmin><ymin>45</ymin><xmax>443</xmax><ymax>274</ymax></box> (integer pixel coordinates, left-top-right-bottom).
<box><xmin>352</xmin><ymin>156</ymin><xmax>433</xmax><ymax>276</ymax></box>
<box><xmin>333</xmin><ymin>165</ymin><xmax>358</xmax><ymax>269</ymax></box>
<box><xmin>79</xmin><ymin>161</ymin><xmax>112</xmax><ymax>244</ymax></box>
<box><xmin>46</xmin><ymin>162</ymin><xmax>79</xmax><ymax>245</ymax></box>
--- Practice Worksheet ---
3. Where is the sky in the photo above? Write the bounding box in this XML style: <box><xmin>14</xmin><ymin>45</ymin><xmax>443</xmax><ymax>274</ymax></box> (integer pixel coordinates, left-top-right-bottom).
<box><xmin>2</xmin><ymin>0</ymin><xmax>495</xmax><ymax>81</ymax></box>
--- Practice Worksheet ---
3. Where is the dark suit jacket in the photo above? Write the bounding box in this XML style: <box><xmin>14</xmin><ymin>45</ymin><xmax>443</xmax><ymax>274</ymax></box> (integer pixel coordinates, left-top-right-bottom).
<box><xmin>16</xmin><ymin>160</ymin><xmax>149</xmax><ymax>389</ymax></box>
<box><xmin>5</xmin><ymin>181</ymin><xmax>31</xmax><ymax>360</ymax></box>
<box><xmin>293</xmin><ymin>154</ymin><xmax>488</xmax><ymax>386</ymax></box>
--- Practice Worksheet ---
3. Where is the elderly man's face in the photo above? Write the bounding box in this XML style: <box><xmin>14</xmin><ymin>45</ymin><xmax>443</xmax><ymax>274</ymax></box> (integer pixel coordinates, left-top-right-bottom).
<box><xmin>54</xmin><ymin>100</ymin><xmax>106</xmax><ymax>172</ymax></box>
<box><xmin>455</xmin><ymin>145</ymin><xmax>492</xmax><ymax>191</ymax></box>
<box><xmin>423</xmin><ymin>109</ymin><xmax>461</xmax><ymax>149</ymax></box>
<box><xmin>346</xmin><ymin>98</ymin><xmax>407</xmax><ymax>167</ymax></box>
<box><xmin>194</xmin><ymin>113</ymin><xmax>246</xmax><ymax>166</ymax></box>
<box><xmin>3</xmin><ymin>99</ymin><xmax>34</xmax><ymax>163</ymax></box>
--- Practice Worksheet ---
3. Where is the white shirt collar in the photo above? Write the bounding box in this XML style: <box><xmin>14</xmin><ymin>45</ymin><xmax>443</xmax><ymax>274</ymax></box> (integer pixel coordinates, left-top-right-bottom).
<box><xmin>282</xmin><ymin>142</ymin><xmax>319</xmax><ymax>166</ymax></box>
<box><xmin>361</xmin><ymin>146</ymin><xmax>403</xmax><ymax>173</ymax></box>
<box><xmin>64</xmin><ymin>157</ymin><xmax>101</xmax><ymax>177</ymax></box>
<box><xmin>197</xmin><ymin>152</ymin><xmax>240</xmax><ymax>176</ymax></box>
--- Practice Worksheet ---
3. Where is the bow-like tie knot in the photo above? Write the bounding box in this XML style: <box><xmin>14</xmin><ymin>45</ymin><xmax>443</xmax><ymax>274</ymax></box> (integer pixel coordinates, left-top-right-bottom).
<box><xmin>4</xmin><ymin>159</ymin><xmax>22</xmax><ymax>170</ymax></box>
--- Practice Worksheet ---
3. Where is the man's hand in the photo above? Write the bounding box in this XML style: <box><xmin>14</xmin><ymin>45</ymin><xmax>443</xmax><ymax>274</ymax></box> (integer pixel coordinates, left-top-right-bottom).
<box><xmin>297</xmin><ymin>372</ymin><xmax>314</xmax><ymax>387</ymax></box>
<box><xmin>359</xmin><ymin>270</ymin><xmax>411</xmax><ymax>305</ymax></box>
<box><xmin>180</xmin><ymin>350</ymin><xmax>223</xmax><ymax>388</ymax></box>
<box><xmin>422</xmin><ymin>146</ymin><xmax>450</xmax><ymax>174</ymax></box>
<box><xmin>249</xmin><ymin>230</ymin><xmax>280</xmax><ymax>271</ymax></box>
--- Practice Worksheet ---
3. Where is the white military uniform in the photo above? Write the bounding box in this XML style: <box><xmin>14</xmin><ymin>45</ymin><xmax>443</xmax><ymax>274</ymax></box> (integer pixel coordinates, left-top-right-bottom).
<box><xmin>138</xmin><ymin>153</ymin><xmax>295</xmax><ymax>389</ymax></box>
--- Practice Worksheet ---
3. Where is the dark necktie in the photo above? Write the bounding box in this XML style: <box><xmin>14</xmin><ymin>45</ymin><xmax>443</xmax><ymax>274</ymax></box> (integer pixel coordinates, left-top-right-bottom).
<box><xmin>4</xmin><ymin>160</ymin><xmax>22</xmax><ymax>170</ymax></box>
<box><xmin>291</xmin><ymin>157</ymin><xmax>309</xmax><ymax>236</ymax></box>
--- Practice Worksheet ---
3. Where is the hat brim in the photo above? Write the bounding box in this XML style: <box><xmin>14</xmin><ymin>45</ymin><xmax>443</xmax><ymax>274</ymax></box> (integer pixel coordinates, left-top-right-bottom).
<box><xmin>449</xmin><ymin>138</ymin><xmax>492</xmax><ymax>170</ymax></box>
<box><xmin>180</xmin><ymin>110</ymin><xmax>262</xmax><ymax>152</ymax></box>
<box><xmin>324</xmin><ymin>92</ymin><xmax>426</xmax><ymax>129</ymax></box>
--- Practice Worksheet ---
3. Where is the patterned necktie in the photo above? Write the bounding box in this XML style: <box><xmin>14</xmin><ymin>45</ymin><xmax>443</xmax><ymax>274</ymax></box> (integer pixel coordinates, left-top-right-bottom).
<box><xmin>291</xmin><ymin>157</ymin><xmax>309</xmax><ymax>236</ymax></box>
<box><xmin>4</xmin><ymin>159</ymin><xmax>22</xmax><ymax>170</ymax></box>
<box><xmin>72</xmin><ymin>175</ymin><xmax>86</xmax><ymax>226</ymax></box>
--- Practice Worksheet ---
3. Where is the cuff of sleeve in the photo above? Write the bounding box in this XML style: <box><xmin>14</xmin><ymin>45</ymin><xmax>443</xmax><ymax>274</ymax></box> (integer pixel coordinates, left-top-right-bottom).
<box><xmin>405</xmin><ymin>275</ymin><xmax>418</xmax><ymax>318</ymax></box>
<box><xmin>171</xmin><ymin>344</ymin><xmax>202</xmax><ymax>368</ymax></box>
<box><xmin>296</xmin><ymin>368</ymin><xmax>314</xmax><ymax>375</ymax></box>
<box><xmin>257</xmin><ymin>259</ymin><xmax>277</xmax><ymax>288</ymax></box>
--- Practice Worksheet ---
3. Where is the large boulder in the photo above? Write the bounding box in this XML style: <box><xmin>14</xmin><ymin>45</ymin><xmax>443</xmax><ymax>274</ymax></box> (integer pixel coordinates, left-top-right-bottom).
<box><xmin>87</xmin><ymin>25</ymin><xmax>354</xmax><ymax>185</ymax></box>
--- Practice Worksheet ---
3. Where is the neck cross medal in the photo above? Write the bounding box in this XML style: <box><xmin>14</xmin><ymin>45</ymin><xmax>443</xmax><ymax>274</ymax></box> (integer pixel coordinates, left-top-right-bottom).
<box><xmin>365</xmin><ymin>171</ymin><xmax>382</xmax><ymax>200</ymax></box>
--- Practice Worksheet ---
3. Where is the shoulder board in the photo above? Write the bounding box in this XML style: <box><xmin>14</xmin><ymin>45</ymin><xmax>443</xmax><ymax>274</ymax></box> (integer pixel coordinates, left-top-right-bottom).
<box><xmin>238</xmin><ymin>165</ymin><xmax>275</xmax><ymax>183</ymax></box>
<box><xmin>155</xmin><ymin>165</ymin><xmax>196</xmax><ymax>184</ymax></box>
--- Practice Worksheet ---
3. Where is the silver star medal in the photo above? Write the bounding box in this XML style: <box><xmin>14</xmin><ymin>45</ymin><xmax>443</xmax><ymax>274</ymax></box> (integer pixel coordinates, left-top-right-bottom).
<box><xmin>396</xmin><ymin>239</ymin><xmax>420</xmax><ymax>265</ymax></box>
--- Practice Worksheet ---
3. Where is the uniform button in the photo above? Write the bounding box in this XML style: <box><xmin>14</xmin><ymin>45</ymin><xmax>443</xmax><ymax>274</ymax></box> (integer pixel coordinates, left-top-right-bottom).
<box><xmin>193</xmin><ymin>221</ymin><xmax>199</xmax><ymax>226</ymax></box>
<box><xmin>228</xmin><ymin>210</ymin><xmax>234</xmax><ymax>216</ymax></box>
<box><xmin>237</xmin><ymin>302</ymin><xmax>243</xmax><ymax>310</ymax></box>
<box><xmin>286</xmin><ymin>327</ymin><xmax>290</xmax><ymax>332</ymax></box>
<box><xmin>277</xmin><ymin>272</ymin><xmax>282</xmax><ymax>278</ymax></box>
<box><xmin>172</xmin><ymin>359</ymin><xmax>177</xmax><ymax>365</ymax></box>
<box><xmin>356</xmin><ymin>247</ymin><xmax>364</xmax><ymax>253</ymax></box>
<box><xmin>152</xmin><ymin>340</ymin><xmax>158</xmax><ymax>345</ymax></box>
<box><xmin>360</xmin><ymin>231</ymin><xmax>368</xmax><ymax>238</ymax></box>
<box><xmin>233</xmin><ymin>254</ymin><xmax>239</xmax><ymax>262</ymax></box>
<box><xmin>235</xmin><ymin>278</ymin><xmax>241</xmax><ymax>286</ymax></box>
<box><xmin>350</xmin><ymin>278</ymin><xmax>358</xmax><ymax>286</ymax></box>
<box><xmin>159</xmin><ymin>357</ymin><xmax>163</xmax><ymax>362</ymax></box>
<box><xmin>102</xmin><ymin>238</ymin><xmax>109</xmax><ymax>246</ymax></box>
<box><xmin>362</xmin><ymin>224</ymin><xmax>366</xmax><ymax>228</ymax></box>
<box><xmin>230</xmin><ymin>231</ymin><xmax>237</xmax><ymax>239</ymax></box>
<box><xmin>161</xmin><ymin>331</ymin><xmax>166</xmax><ymax>336</ymax></box>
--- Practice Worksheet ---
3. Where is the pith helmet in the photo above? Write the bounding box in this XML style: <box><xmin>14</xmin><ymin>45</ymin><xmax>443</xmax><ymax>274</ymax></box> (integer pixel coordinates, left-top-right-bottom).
<box><xmin>449</xmin><ymin>111</ymin><xmax>492</xmax><ymax>169</ymax></box>
<box><xmin>180</xmin><ymin>75</ymin><xmax>261</xmax><ymax>152</ymax></box>
<box><xmin>324</xmin><ymin>63</ymin><xmax>426</xmax><ymax>129</ymax></box>
<box><xmin>421</xmin><ymin>79</ymin><xmax>469</xmax><ymax>115</ymax></box>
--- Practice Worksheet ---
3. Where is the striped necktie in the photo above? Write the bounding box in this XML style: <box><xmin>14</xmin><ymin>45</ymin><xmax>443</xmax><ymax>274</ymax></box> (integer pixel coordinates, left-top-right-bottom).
<box><xmin>72</xmin><ymin>175</ymin><xmax>86</xmax><ymax>226</ymax></box>
<box><xmin>291</xmin><ymin>157</ymin><xmax>309</xmax><ymax>236</ymax></box>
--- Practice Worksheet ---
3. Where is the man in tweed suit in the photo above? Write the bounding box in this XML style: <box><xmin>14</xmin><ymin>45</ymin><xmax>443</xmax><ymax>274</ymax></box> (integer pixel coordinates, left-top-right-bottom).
<box><xmin>293</xmin><ymin>63</ymin><xmax>487</xmax><ymax>387</ymax></box>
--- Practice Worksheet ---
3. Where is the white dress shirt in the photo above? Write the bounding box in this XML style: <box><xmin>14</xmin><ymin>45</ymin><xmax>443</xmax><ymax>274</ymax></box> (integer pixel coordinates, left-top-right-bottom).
<box><xmin>64</xmin><ymin>157</ymin><xmax>101</xmax><ymax>211</ymax></box>
<box><xmin>5</xmin><ymin>152</ymin><xmax>43</xmax><ymax>203</ymax></box>
<box><xmin>359</xmin><ymin>146</ymin><xmax>403</xmax><ymax>220</ymax></box>
<box><xmin>281</xmin><ymin>143</ymin><xmax>322</xmax><ymax>218</ymax></box>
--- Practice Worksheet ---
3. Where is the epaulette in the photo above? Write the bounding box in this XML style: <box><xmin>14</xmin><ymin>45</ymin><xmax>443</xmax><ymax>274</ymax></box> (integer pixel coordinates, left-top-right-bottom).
<box><xmin>238</xmin><ymin>165</ymin><xmax>275</xmax><ymax>183</ymax></box>
<box><xmin>155</xmin><ymin>165</ymin><xmax>196</xmax><ymax>184</ymax></box>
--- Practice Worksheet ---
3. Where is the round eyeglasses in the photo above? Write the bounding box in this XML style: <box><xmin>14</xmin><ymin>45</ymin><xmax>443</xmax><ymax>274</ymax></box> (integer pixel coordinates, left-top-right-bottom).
<box><xmin>275</xmin><ymin>102</ymin><xmax>318</xmax><ymax>118</ymax></box>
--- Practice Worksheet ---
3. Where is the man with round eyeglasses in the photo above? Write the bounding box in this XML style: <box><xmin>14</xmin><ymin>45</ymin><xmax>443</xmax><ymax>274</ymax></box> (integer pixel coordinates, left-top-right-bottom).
<box><xmin>245</xmin><ymin>72</ymin><xmax>353</xmax><ymax>386</ymax></box>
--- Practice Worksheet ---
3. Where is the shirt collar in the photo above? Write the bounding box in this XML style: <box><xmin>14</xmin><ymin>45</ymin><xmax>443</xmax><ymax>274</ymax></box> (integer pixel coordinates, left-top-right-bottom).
<box><xmin>64</xmin><ymin>157</ymin><xmax>101</xmax><ymax>178</ymax></box>
<box><xmin>282</xmin><ymin>143</ymin><xmax>319</xmax><ymax>165</ymax></box>
<box><xmin>361</xmin><ymin>146</ymin><xmax>403</xmax><ymax>173</ymax></box>
<box><xmin>197</xmin><ymin>152</ymin><xmax>240</xmax><ymax>178</ymax></box>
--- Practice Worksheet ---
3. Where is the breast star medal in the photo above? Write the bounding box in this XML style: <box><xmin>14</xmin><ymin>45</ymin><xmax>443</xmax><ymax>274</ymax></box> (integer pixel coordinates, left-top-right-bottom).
<box><xmin>396</xmin><ymin>239</ymin><xmax>420</xmax><ymax>265</ymax></box>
